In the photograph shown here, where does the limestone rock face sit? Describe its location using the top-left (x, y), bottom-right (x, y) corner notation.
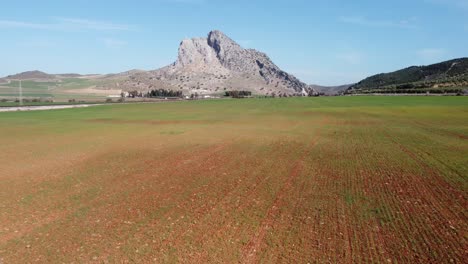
top-left (122, 30), bottom-right (313, 96)
top-left (176, 38), bottom-right (218, 67)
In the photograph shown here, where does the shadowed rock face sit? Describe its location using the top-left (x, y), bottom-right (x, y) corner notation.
top-left (206, 31), bottom-right (296, 83)
top-left (122, 30), bottom-right (313, 96)
top-left (207, 30), bottom-right (247, 72)
top-left (176, 30), bottom-right (310, 94)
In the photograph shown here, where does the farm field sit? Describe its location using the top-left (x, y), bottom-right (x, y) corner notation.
top-left (0, 78), bottom-right (121, 101)
top-left (0, 96), bottom-right (467, 263)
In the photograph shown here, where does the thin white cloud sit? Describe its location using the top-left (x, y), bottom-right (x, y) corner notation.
top-left (339, 16), bottom-right (418, 29)
top-left (417, 48), bottom-right (447, 61)
top-left (56, 18), bottom-right (132, 31)
top-left (0, 20), bottom-right (54, 30)
top-left (0, 17), bottom-right (134, 31)
top-left (102, 38), bottom-right (128, 48)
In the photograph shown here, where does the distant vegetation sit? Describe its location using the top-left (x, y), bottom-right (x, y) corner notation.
top-left (147, 89), bottom-right (183, 98)
top-left (347, 58), bottom-right (468, 94)
top-left (224, 91), bottom-right (252, 98)
top-left (122, 89), bottom-right (184, 98)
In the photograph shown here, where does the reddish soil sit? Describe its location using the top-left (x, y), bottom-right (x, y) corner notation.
top-left (0, 104), bottom-right (466, 263)
top-left (242, 132), bottom-right (321, 263)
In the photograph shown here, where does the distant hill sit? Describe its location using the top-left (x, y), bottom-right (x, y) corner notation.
top-left (3, 70), bottom-right (82, 80)
top-left (5, 70), bottom-right (55, 80)
top-left (56, 73), bottom-right (82, 78)
top-left (346, 58), bottom-right (468, 94)
top-left (310, 84), bottom-right (352, 95)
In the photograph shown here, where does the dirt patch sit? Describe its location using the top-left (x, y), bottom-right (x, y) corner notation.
top-left (64, 87), bottom-right (122, 96)
top-left (87, 118), bottom-right (214, 125)
top-left (0, 104), bottom-right (101, 112)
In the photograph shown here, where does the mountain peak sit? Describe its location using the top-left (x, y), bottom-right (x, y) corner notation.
top-left (207, 30), bottom-right (241, 54)
top-left (208, 29), bottom-right (226, 37)
top-left (148, 30), bottom-right (312, 95)
top-left (207, 30), bottom-right (233, 44)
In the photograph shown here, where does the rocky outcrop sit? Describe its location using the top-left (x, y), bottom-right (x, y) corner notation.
top-left (123, 30), bottom-right (313, 96)
top-left (206, 30), bottom-right (308, 93)
top-left (175, 38), bottom-right (219, 67)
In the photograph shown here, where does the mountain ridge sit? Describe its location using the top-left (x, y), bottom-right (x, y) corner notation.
top-left (347, 58), bottom-right (468, 94)
top-left (4, 32), bottom-right (466, 96)
top-left (3, 70), bottom-right (85, 80)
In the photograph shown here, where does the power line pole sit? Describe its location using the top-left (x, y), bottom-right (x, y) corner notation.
top-left (19, 79), bottom-right (23, 106)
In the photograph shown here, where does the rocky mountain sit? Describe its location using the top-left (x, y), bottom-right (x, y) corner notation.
top-left (2, 31), bottom-right (318, 96)
top-left (347, 58), bottom-right (468, 94)
top-left (117, 30), bottom-right (313, 96)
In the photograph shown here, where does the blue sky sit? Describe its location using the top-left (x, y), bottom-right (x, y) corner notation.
top-left (0, 0), bottom-right (467, 85)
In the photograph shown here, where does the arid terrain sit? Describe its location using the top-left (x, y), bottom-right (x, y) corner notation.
top-left (0, 97), bottom-right (466, 263)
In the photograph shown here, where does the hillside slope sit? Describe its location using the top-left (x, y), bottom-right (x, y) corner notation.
top-left (4, 70), bottom-right (56, 80)
top-left (310, 84), bottom-right (352, 95)
top-left (347, 58), bottom-right (468, 94)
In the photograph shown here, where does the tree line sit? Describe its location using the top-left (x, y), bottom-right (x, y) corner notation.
top-left (123, 89), bottom-right (184, 98)
top-left (147, 89), bottom-right (183, 98)
top-left (224, 91), bottom-right (252, 98)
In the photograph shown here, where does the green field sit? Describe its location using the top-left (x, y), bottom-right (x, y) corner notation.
top-left (0, 97), bottom-right (466, 263)
top-left (0, 78), bottom-right (120, 101)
